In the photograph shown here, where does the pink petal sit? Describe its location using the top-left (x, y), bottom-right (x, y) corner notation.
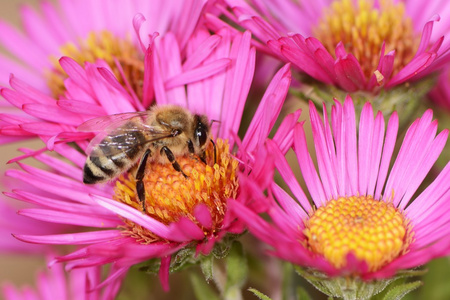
top-left (91, 195), bottom-right (172, 240)
top-left (13, 230), bottom-right (122, 245)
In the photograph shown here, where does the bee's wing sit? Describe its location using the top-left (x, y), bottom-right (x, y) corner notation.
top-left (78, 111), bottom-right (151, 133)
top-left (85, 121), bottom-right (174, 158)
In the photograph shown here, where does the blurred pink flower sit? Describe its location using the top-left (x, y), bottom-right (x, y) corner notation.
top-left (0, 0), bottom-right (205, 93)
top-left (0, 0), bottom-right (208, 145)
top-left (428, 66), bottom-right (450, 111)
top-left (208, 0), bottom-right (450, 92)
top-left (231, 95), bottom-right (450, 280)
top-left (2, 259), bottom-right (123, 300)
top-left (1, 27), bottom-right (295, 291)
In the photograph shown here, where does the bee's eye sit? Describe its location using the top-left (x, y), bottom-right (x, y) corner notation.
top-left (195, 125), bottom-right (208, 147)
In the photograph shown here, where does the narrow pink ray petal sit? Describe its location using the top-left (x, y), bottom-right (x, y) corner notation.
top-left (358, 103), bottom-right (375, 196)
top-left (334, 55), bottom-right (366, 91)
top-left (194, 204), bottom-right (213, 229)
top-left (91, 194), bottom-right (173, 240)
top-left (6, 189), bottom-right (111, 216)
top-left (183, 35), bottom-right (222, 70)
top-left (13, 230), bottom-right (122, 245)
top-left (272, 110), bottom-right (302, 154)
top-left (398, 130), bottom-right (448, 209)
top-left (97, 66), bottom-right (142, 111)
top-left (271, 184), bottom-right (308, 223)
top-left (229, 199), bottom-right (288, 245)
top-left (0, 54), bottom-right (43, 90)
top-left (59, 57), bottom-right (92, 95)
top-left (90, 265), bottom-right (129, 293)
top-left (18, 148), bottom-right (82, 181)
top-left (330, 102), bottom-right (346, 195)
top-left (272, 142), bottom-right (312, 213)
top-left (22, 103), bottom-right (87, 125)
top-left (220, 31), bottom-right (255, 140)
top-left (384, 111), bottom-right (436, 206)
top-left (5, 168), bottom-right (97, 204)
top-left (40, 0), bottom-right (71, 43)
top-left (18, 208), bottom-right (120, 228)
top-left (387, 52), bottom-right (436, 87)
top-left (374, 112), bottom-right (399, 199)
top-left (165, 58), bottom-right (231, 89)
top-left (57, 100), bottom-right (104, 116)
top-left (414, 15), bottom-right (440, 57)
top-left (343, 97), bottom-right (358, 195)
top-left (241, 63), bottom-right (290, 151)
top-left (159, 256), bottom-right (171, 291)
top-left (280, 35), bottom-right (334, 84)
top-left (85, 63), bottom-right (135, 115)
top-left (19, 122), bottom-right (70, 136)
top-left (407, 162), bottom-right (450, 221)
top-left (1, 125), bottom-right (34, 136)
top-left (9, 74), bottom-right (56, 104)
top-left (0, 20), bottom-right (48, 71)
top-left (142, 40), bottom-right (156, 108)
top-left (367, 112), bottom-right (385, 196)
top-left (7, 147), bottom-right (47, 164)
top-left (293, 123), bottom-right (327, 207)
top-left (166, 217), bottom-right (205, 242)
top-left (20, 5), bottom-right (60, 54)
top-left (309, 101), bottom-right (338, 200)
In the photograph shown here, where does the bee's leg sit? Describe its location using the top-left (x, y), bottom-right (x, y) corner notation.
top-left (161, 146), bottom-right (188, 178)
top-left (210, 139), bottom-right (217, 164)
top-left (188, 139), bottom-right (207, 164)
top-left (136, 149), bottom-right (151, 212)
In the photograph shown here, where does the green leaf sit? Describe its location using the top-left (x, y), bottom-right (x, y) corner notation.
top-left (190, 272), bottom-right (221, 300)
top-left (248, 288), bottom-right (273, 300)
top-left (382, 281), bottom-right (423, 300)
top-left (200, 255), bottom-right (214, 283)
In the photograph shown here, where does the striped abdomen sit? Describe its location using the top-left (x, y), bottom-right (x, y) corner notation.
top-left (83, 130), bottom-right (147, 184)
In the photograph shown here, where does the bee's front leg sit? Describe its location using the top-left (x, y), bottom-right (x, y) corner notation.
top-left (136, 149), bottom-right (151, 212)
top-left (161, 146), bottom-right (188, 178)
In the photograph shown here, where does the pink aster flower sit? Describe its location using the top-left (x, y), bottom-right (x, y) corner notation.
top-left (231, 95), bottom-right (450, 298)
top-left (208, 0), bottom-right (450, 92)
top-left (0, 0), bottom-right (208, 145)
top-left (0, 0), bottom-right (205, 94)
top-left (2, 259), bottom-right (123, 300)
top-left (1, 27), bottom-right (294, 291)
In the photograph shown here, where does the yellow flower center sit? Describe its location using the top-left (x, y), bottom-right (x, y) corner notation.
top-left (46, 31), bottom-right (144, 99)
top-left (313, 0), bottom-right (419, 80)
top-left (113, 138), bottom-right (240, 244)
top-left (304, 196), bottom-right (413, 272)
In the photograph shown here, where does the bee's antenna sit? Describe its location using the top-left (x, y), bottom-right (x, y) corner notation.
top-left (209, 119), bottom-right (221, 126)
top-left (210, 138), bottom-right (217, 164)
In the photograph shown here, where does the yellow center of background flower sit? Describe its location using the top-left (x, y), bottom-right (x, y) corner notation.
top-left (304, 195), bottom-right (413, 272)
top-left (46, 31), bottom-right (144, 99)
top-left (313, 0), bottom-right (420, 81)
top-left (114, 138), bottom-right (240, 244)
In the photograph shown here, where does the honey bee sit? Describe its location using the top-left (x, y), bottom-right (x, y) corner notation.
top-left (79, 104), bottom-right (213, 210)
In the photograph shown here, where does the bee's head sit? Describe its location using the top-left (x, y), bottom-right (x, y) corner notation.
top-left (192, 114), bottom-right (211, 151)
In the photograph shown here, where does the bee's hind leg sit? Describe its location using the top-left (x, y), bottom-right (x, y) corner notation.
top-left (136, 149), bottom-right (151, 212)
top-left (161, 146), bottom-right (188, 178)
